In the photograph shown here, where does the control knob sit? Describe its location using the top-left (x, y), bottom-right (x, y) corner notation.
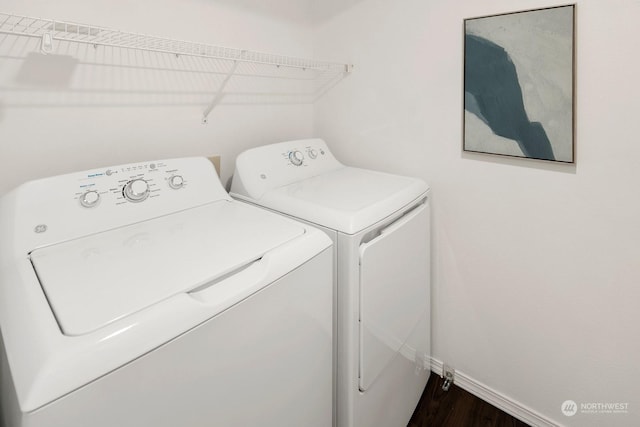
top-left (288, 150), bottom-right (304, 166)
top-left (123, 179), bottom-right (150, 203)
top-left (168, 175), bottom-right (184, 189)
top-left (80, 190), bottom-right (100, 208)
top-left (307, 149), bottom-right (318, 159)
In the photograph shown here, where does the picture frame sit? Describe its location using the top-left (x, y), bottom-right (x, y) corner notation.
top-left (463, 5), bottom-right (575, 163)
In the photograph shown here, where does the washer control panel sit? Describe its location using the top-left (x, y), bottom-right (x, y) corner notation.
top-left (13, 157), bottom-right (230, 252)
top-left (73, 160), bottom-right (196, 209)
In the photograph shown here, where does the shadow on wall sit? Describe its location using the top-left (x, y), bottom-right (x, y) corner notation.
top-left (464, 34), bottom-right (555, 161)
top-left (0, 35), bottom-right (346, 112)
top-left (15, 52), bottom-right (78, 87)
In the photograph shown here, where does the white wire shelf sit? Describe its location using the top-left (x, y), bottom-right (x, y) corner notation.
top-left (0, 12), bottom-right (352, 120)
top-left (0, 12), bottom-right (349, 72)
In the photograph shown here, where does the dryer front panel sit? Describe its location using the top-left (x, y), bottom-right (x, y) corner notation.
top-left (358, 203), bottom-right (430, 391)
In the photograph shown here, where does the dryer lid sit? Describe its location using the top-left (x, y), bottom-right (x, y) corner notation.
top-left (30, 200), bottom-right (304, 336)
top-left (256, 167), bottom-right (428, 234)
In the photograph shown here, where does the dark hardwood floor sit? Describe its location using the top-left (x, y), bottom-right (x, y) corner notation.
top-left (408, 373), bottom-right (531, 427)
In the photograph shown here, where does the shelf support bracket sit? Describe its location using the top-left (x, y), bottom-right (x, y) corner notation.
top-left (202, 50), bottom-right (246, 124)
top-left (40, 31), bottom-right (53, 55)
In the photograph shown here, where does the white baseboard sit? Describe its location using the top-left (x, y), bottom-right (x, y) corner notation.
top-left (430, 358), bottom-right (561, 427)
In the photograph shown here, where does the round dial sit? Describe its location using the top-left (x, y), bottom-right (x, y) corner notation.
top-left (123, 179), bottom-right (150, 203)
top-left (168, 175), bottom-right (184, 190)
top-left (288, 150), bottom-right (304, 166)
top-left (307, 149), bottom-right (318, 159)
top-left (80, 190), bottom-right (100, 208)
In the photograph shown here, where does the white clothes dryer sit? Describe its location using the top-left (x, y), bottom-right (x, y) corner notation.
top-left (231, 139), bottom-right (431, 427)
top-left (0, 157), bottom-right (333, 427)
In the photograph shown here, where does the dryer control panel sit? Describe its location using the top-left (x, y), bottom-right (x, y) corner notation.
top-left (283, 144), bottom-right (326, 168)
top-left (231, 138), bottom-right (344, 200)
top-left (5, 157), bottom-right (229, 253)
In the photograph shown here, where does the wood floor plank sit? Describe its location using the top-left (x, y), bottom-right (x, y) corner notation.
top-left (408, 372), bottom-right (531, 427)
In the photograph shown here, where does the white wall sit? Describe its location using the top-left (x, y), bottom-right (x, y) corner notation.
top-left (0, 0), bottom-right (316, 193)
top-left (314, 0), bottom-right (640, 426)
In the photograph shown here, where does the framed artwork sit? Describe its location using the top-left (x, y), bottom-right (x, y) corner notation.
top-left (463, 5), bottom-right (575, 163)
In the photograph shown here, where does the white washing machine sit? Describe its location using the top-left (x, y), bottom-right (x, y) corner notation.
top-left (231, 139), bottom-right (431, 427)
top-left (0, 157), bottom-right (333, 427)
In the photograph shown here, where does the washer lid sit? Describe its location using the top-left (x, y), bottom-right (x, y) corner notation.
top-left (254, 167), bottom-right (428, 234)
top-left (30, 200), bottom-right (304, 336)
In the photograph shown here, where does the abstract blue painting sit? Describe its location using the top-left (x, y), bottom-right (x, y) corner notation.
top-left (464, 5), bottom-right (575, 163)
